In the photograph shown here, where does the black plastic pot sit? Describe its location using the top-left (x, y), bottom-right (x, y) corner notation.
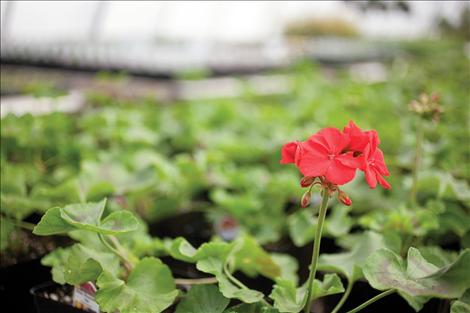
top-left (0, 257), bottom-right (52, 313)
top-left (30, 282), bottom-right (87, 313)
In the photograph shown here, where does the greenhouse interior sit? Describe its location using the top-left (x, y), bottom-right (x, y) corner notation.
top-left (1, 1), bottom-right (469, 313)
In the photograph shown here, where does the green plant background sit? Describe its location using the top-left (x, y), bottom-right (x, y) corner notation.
top-left (1, 39), bottom-right (469, 313)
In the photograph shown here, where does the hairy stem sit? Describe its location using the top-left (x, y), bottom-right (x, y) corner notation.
top-left (303, 189), bottom-right (330, 313)
top-left (1, 215), bottom-right (35, 231)
top-left (345, 289), bottom-right (395, 313)
top-left (99, 234), bottom-right (134, 273)
top-left (331, 280), bottom-right (353, 313)
top-left (175, 277), bottom-right (217, 285)
top-left (223, 260), bottom-right (272, 307)
top-left (410, 119), bottom-right (424, 205)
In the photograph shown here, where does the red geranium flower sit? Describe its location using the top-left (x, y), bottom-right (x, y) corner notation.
top-left (361, 131), bottom-right (391, 189)
top-left (280, 121), bottom-right (391, 190)
top-left (298, 128), bottom-right (360, 185)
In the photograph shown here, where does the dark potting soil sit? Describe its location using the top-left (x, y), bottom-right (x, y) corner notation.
top-left (149, 211), bottom-right (213, 247)
top-left (160, 256), bottom-right (206, 279)
top-left (325, 280), bottom-right (449, 313)
top-left (0, 227), bottom-right (62, 267)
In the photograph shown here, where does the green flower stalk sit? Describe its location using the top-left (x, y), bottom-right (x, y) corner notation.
top-left (303, 188), bottom-right (330, 313)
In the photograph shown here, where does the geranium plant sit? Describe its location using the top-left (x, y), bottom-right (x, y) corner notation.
top-left (30, 119), bottom-right (470, 313)
top-left (32, 198), bottom-right (301, 313)
top-left (279, 121), bottom-right (391, 313)
top-left (276, 120), bottom-right (469, 313)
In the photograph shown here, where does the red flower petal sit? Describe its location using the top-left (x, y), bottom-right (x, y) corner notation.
top-left (325, 160), bottom-right (357, 185)
top-left (365, 130), bottom-right (380, 154)
top-left (344, 121), bottom-right (369, 151)
top-left (280, 121), bottom-right (390, 190)
top-left (364, 166), bottom-right (378, 189)
top-left (280, 141), bottom-right (300, 164)
top-left (299, 148), bottom-right (331, 177)
top-left (312, 128), bottom-right (350, 154)
top-left (372, 148), bottom-right (390, 176)
top-left (336, 152), bottom-right (362, 169)
top-left (307, 133), bottom-right (330, 151)
top-left (377, 174), bottom-right (391, 189)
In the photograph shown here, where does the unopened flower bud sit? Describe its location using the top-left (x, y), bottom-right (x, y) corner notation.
top-left (301, 190), bottom-right (312, 208)
top-left (300, 176), bottom-right (316, 188)
top-left (337, 190), bottom-right (352, 206)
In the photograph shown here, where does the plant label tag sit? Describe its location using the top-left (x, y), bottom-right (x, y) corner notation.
top-left (73, 282), bottom-right (100, 313)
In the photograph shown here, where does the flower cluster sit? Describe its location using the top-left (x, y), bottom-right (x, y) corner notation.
top-left (409, 92), bottom-right (443, 122)
top-left (281, 121), bottom-right (390, 205)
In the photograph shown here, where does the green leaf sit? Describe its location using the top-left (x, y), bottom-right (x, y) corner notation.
top-left (65, 252), bottom-right (102, 285)
top-left (232, 235), bottom-right (281, 279)
top-left (1, 194), bottom-right (38, 220)
top-left (168, 238), bottom-right (268, 301)
top-left (359, 204), bottom-right (442, 237)
top-left (269, 279), bottom-right (304, 313)
top-left (96, 257), bottom-right (179, 313)
top-left (195, 242), bottom-right (233, 261)
top-left (192, 242), bottom-right (264, 303)
top-left (288, 207), bottom-right (352, 247)
top-left (175, 285), bottom-right (229, 313)
top-left (271, 253), bottom-right (299, 285)
top-left (167, 237), bottom-right (198, 262)
top-left (60, 199), bottom-right (107, 231)
top-left (68, 244), bottom-right (120, 282)
top-left (325, 205), bottom-right (353, 237)
top-left (35, 199), bottom-right (138, 236)
top-left (439, 205), bottom-right (470, 237)
top-left (418, 171), bottom-right (470, 205)
top-left (224, 303), bottom-right (280, 313)
top-left (318, 231), bottom-right (392, 282)
top-left (269, 274), bottom-right (344, 313)
top-left (210, 189), bottom-right (262, 217)
top-left (196, 256), bottom-right (264, 303)
top-left (419, 246), bottom-right (458, 267)
top-left (41, 247), bottom-right (69, 284)
top-left (99, 211), bottom-right (139, 234)
top-left (364, 248), bottom-right (470, 310)
top-left (462, 231), bottom-right (470, 249)
top-left (287, 210), bottom-right (316, 247)
top-left (42, 244), bottom-right (120, 286)
top-left (311, 273), bottom-right (345, 300)
top-left (451, 290), bottom-right (470, 313)
top-left (33, 207), bottom-right (75, 235)
top-left (0, 217), bottom-right (15, 251)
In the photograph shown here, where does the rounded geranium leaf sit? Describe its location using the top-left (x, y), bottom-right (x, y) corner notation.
top-left (363, 248), bottom-right (470, 311)
top-left (96, 257), bottom-right (179, 313)
top-left (60, 199), bottom-right (107, 230)
top-left (33, 206), bottom-right (75, 235)
top-left (175, 285), bottom-right (229, 313)
top-left (99, 211), bottom-right (139, 234)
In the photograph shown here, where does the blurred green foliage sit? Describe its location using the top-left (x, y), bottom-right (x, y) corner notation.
top-left (1, 39), bottom-right (469, 254)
